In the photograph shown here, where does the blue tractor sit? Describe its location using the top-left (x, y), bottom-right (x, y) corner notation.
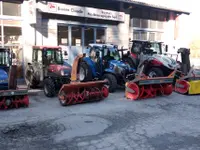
top-left (0, 48), bottom-right (29, 109)
top-left (71, 44), bottom-right (136, 92)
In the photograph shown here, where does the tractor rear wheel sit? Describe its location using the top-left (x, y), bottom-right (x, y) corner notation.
top-left (79, 62), bottom-right (92, 82)
top-left (103, 74), bottom-right (117, 93)
top-left (147, 67), bottom-right (164, 77)
top-left (43, 78), bottom-right (56, 97)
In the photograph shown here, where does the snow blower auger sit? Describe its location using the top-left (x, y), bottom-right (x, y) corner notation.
top-left (125, 65), bottom-right (175, 100)
top-left (0, 60), bottom-right (29, 110)
top-left (174, 48), bottom-right (200, 95)
top-left (58, 54), bottom-right (109, 106)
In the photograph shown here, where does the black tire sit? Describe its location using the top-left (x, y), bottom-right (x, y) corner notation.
top-left (79, 62), bottom-right (92, 82)
top-left (103, 74), bottom-right (117, 93)
top-left (123, 57), bottom-right (136, 68)
top-left (147, 67), bottom-right (164, 77)
top-left (43, 78), bottom-right (56, 97)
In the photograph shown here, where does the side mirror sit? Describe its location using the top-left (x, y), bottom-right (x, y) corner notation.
top-left (12, 53), bottom-right (16, 59)
top-left (165, 45), bottom-right (168, 52)
top-left (64, 51), bottom-right (68, 56)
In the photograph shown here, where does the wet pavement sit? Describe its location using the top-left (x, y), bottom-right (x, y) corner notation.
top-left (0, 90), bottom-right (200, 150)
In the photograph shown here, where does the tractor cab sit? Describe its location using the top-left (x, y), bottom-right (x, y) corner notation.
top-left (87, 43), bottom-right (121, 69)
top-left (130, 40), bottom-right (164, 56)
top-left (0, 48), bottom-right (16, 90)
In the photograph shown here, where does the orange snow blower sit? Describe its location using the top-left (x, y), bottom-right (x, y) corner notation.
top-left (58, 54), bottom-right (109, 106)
top-left (125, 64), bottom-right (175, 100)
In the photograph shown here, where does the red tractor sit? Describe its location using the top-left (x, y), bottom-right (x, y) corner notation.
top-left (25, 46), bottom-right (71, 97)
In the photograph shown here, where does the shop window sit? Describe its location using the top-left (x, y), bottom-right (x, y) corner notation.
top-left (3, 2), bottom-right (21, 16)
top-left (149, 32), bottom-right (156, 41)
top-left (156, 32), bottom-right (163, 41)
top-left (4, 25), bottom-right (22, 78)
top-left (84, 27), bottom-right (94, 46)
top-left (142, 9), bottom-right (149, 19)
top-left (58, 26), bottom-right (68, 46)
top-left (141, 19), bottom-right (148, 28)
top-left (96, 28), bottom-right (105, 43)
top-left (141, 32), bottom-right (148, 40)
top-left (150, 20), bottom-right (157, 29)
top-left (132, 18), bottom-right (140, 28)
top-left (72, 26), bottom-right (82, 46)
top-left (150, 10), bottom-right (157, 20)
top-left (133, 31), bottom-right (140, 40)
top-left (157, 21), bottom-right (164, 30)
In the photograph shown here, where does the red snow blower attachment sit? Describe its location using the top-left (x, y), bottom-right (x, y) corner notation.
top-left (0, 65), bottom-right (29, 110)
top-left (58, 54), bottom-right (109, 106)
top-left (58, 80), bottom-right (109, 106)
top-left (125, 64), bottom-right (175, 100)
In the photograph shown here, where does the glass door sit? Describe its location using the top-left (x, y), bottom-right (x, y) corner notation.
top-left (58, 24), bottom-right (106, 65)
top-left (70, 26), bottom-right (83, 65)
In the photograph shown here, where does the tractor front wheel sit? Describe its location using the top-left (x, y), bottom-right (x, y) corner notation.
top-left (79, 62), bottom-right (92, 82)
top-left (103, 74), bottom-right (117, 93)
top-left (147, 67), bottom-right (164, 78)
top-left (43, 78), bottom-right (56, 97)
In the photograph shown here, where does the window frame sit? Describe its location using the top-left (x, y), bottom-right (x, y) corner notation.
top-left (2, 1), bottom-right (21, 17)
top-left (57, 24), bottom-right (107, 48)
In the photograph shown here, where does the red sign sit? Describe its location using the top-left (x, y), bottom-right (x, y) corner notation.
top-left (48, 3), bottom-right (57, 12)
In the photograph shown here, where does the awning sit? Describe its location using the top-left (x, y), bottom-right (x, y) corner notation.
top-left (115, 0), bottom-right (190, 14)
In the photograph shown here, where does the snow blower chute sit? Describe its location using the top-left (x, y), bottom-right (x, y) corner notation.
top-left (125, 63), bottom-right (175, 100)
top-left (174, 48), bottom-right (200, 95)
top-left (0, 48), bottom-right (29, 110)
top-left (58, 54), bottom-right (109, 106)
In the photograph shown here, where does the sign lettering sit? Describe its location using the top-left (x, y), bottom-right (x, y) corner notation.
top-left (38, 1), bottom-right (125, 22)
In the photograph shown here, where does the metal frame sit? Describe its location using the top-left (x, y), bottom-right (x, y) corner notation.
top-left (57, 23), bottom-right (107, 52)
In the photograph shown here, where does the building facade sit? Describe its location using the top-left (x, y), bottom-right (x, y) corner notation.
top-left (0, 1), bottom-right (23, 78)
top-left (2, 0), bottom-right (189, 79)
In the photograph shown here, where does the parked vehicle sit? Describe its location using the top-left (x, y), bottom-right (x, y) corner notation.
top-left (174, 48), bottom-right (200, 95)
top-left (25, 46), bottom-right (71, 97)
top-left (0, 48), bottom-right (29, 109)
top-left (71, 43), bottom-right (136, 92)
top-left (121, 40), bottom-right (179, 77)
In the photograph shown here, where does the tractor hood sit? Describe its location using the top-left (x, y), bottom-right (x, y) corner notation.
top-left (109, 60), bottom-right (136, 72)
top-left (0, 69), bottom-right (8, 83)
top-left (48, 64), bottom-right (71, 76)
top-left (152, 54), bottom-right (179, 70)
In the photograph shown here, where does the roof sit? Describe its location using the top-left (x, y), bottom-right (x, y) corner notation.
top-left (116, 0), bottom-right (190, 14)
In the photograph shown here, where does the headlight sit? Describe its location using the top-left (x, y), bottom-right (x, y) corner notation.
top-left (110, 64), bottom-right (114, 70)
top-left (0, 79), bottom-right (8, 83)
top-left (60, 70), bottom-right (64, 76)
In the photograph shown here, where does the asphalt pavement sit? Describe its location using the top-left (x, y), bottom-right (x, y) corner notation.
top-left (0, 90), bottom-right (200, 150)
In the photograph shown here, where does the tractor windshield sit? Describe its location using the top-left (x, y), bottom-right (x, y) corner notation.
top-left (45, 49), bottom-right (63, 65)
top-left (104, 47), bottom-right (120, 61)
top-left (150, 43), bottom-right (162, 54)
top-left (0, 51), bottom-right (10, 66)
